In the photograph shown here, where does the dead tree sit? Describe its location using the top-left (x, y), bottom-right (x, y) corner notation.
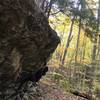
top-left (70, 90), bottom-right (93, 100)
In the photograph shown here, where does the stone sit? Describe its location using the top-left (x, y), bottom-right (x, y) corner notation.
top-left (0, 0), bottom-right (60, 99)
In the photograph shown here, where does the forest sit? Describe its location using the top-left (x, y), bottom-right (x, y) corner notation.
top-left (39, 0), bottom-right (100, 100)
top-left (0, 0), bottom-right (100, 100)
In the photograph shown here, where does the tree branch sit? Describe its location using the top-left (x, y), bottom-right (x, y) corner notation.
top-left (70, 90), bottom-right (92, 100)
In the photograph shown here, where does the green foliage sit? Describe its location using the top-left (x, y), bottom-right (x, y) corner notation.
top-left (52, 0), bottom-right (97, 40)
top-left (48, 0), bottom-right (100, 99)
top-left (59, 79), bottom-right (71, 91)
top-left (55, 0), bottom-right (71, 9)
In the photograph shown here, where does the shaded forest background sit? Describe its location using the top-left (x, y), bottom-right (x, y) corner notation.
top-left (36, 0), bottom-right (100, 100)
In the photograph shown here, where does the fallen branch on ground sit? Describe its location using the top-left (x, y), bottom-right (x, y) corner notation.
top-left (70, 90), bottom-right (92, 100)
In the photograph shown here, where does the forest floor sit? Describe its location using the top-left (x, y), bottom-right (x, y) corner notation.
top-left (35, 77), bottom-right (86, 100)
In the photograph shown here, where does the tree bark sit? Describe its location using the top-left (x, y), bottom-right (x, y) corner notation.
top-left (61, 16), bottom-right (75, 65)
top-left (75, 18), bottom-right (81, 63)
top-left (70, 90), bottom-right (93, 100)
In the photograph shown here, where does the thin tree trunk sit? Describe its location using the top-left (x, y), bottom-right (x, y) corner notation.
top-left (61, 16), bottom-right (75, 65)
top-left (47, 0), bottom-right (53, 18)
top-left (59, 24), bottom-right (66, 62)
top-left (97, 35), bottom-right (100, 58)
top-left (82, 35), bottom-right (87, 60)
top-left (97, 1), bottom-right (100, 60)
top-left (75, 18), bottom-right (81, 63)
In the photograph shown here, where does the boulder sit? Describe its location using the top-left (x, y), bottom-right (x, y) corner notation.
top-left (0, 0), bottom-right (60, 99)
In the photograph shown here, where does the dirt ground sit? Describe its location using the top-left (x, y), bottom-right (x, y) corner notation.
top-left (35, 78), bottom-right (86, 100)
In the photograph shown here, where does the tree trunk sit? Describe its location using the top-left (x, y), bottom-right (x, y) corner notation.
top-left (61, 16), bottom-right (75, 65)
top-left (75, 18), bottom-right (81, 63)
top-left (0, 0), bottom-right (60, 99)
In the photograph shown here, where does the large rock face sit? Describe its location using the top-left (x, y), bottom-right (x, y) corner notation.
top-left (0, 0), bottom-right (60, 99)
